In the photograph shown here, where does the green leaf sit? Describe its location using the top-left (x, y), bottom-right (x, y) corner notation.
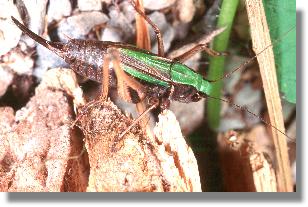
top-left (263, 0), bottom-right (296, 103)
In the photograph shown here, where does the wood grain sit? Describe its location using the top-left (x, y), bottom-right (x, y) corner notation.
top-left (245, 0), bottom-right (293, 192)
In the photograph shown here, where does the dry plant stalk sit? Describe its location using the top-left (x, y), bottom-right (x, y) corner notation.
top-left (135, 0), bottom-right (151, 51)
top-left (245, 0), bottom-right (293, 192)
top-left (134, 0), bottom-right (153, 135)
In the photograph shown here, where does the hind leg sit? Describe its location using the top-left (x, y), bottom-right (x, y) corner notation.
top-left (129, 0), bottom-right (165, 57)
top-left (174, 44), bottom-right (228, 63)
top-left (70, 54), bottom-right (112, 128)
top-left (108, 48), bottom-right (146, 102)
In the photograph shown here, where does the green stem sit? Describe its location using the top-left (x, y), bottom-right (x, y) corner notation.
top-left (207, 0), bottom-right (239, 130)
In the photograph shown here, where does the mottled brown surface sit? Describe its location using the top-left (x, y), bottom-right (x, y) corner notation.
top-left (0, 68), bottom-right (201, 192)
top-left (0, 69), bottom-right (88, 192)
top-left (218, 126), bottom-right (277, 192)
top-left (77, 100), bottom-right (201, 192)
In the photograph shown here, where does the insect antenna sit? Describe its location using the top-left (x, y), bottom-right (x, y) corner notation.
top-left (205, 94), bottom-right (294, 143)
top-left (207, 26), bottom-right (296, 83)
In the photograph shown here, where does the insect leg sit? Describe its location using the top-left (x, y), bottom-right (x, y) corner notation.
top-left (174, 44), bottom-right (228, 63)
top-left (129, 0), bottom-right (165, 57)
top-left (70, 99), bottom-right (99, 128)
top-left (112, 98), bottom-right (159, 152)
top-left (71, 54), bottom-right (113, 128)
top-left (108, 48), bottom-right (146, 102)
top-left (100, 54), bottom-right (111, 100)
top-left (159, 85), bottom-right (174, 109)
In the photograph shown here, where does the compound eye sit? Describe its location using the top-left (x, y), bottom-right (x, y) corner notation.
top-left (191, 93), bottom-right (201, 102)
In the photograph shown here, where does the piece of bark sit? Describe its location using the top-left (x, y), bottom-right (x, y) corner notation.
top-left (218, 132), bottom-right (256, 192)
top-left (1, 67), bottom-right (201, 192)
top-left (250, 151), bottom-right (277, 192)
top-left (154, 110), bottom-right (202, 192)
top-left (0, 107), bottom-right (15, 191)
top-left (218, 126), bottom-right (277, 192)
top-left (77, 102), bottom-right (201, 192)
top-left (0, 68), bottom-right (88, 192)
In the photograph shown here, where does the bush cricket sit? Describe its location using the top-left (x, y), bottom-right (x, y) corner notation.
top-left (10, 0), bottom-right (293, 149)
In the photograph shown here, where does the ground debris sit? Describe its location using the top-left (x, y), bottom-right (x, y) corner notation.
top-left (154, 110), bottom-right (202, 192)
top-left (170, 99), bottom-right (205, 136)
top-left (47, 0), bottom-right (72, 23)
top-left (143, 0), bottom-right (176, 10)
top-left (0, 67), bottom-right (14, 97)
top-left (58, 11), bottom-right (109, 41)
top-left (217, 125), bottom-right (277, 192)
top-left (77, 101), bottom-right (201, 192)
top-left (78, 0), bottom-right (102, 12)
top-left (0, 1), bottom-right (22, 56)
top-left (21, 0), bottom-right (48, 47)
top-left (101, 4), bottom-right (135, 43)
top-left (0, 68), bottom-right (88, 192)
top-left (175, 0), bottom-right (196, 23)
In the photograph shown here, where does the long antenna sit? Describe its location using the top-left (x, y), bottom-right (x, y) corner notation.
top-left (208, 25), bottom-right (296, 82)
top-left (206, 94), bottom-right (295, 143)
